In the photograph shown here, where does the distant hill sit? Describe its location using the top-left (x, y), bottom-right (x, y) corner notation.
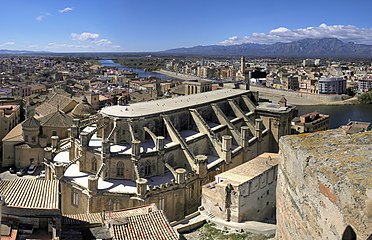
top-left (0, 49), bottom-right (51, 54)
top-left (161, 38), bottom-right (372, 58)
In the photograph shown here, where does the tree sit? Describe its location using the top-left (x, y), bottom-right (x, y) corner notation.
top-left (358, 91), bottom-right (372, 104)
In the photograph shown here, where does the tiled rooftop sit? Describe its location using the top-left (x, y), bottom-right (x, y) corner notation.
top-left (62, 204), bottom-right (158, 225)
top-left (0, 178), bottom-right (59, 210)
top-left (111, 210), bottom-right (178, 240)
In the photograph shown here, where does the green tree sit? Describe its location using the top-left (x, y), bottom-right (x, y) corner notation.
top-left (358, 91), bottom-right (372, 104)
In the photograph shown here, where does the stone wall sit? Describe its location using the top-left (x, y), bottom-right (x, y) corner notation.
top-left (276, 129), bottom-right (372, 240)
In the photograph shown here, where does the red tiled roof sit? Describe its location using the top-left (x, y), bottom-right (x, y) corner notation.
top-left (62, 204), bottom-right (158, 225)
top-left (111, 210), bottom-right (179, 240)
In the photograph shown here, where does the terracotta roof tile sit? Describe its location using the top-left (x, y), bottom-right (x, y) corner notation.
top-left (62, 204), bottom-right (158, 225)
top-left (0, 179), bottom-right (59, 210)
top-left (111, 210), bottom-right (179, 240)
top-left (39, 110), bottom-right (73, 128)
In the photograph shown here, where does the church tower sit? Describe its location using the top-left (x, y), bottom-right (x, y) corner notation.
top-left (240, 56), bottom-right (245, 74)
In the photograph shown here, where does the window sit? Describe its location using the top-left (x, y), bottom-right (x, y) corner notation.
top-left (144, 161), bottom-right (151, 176)
top-left (113, 199), bottom-right (120, 211)
top-left (91, 158), bottom-right (97, 172)
top-left (342, 225), bottom-right (356, 240)
top-left (117, 161), bottom-right (124, 177)
top-left (51, 130), bottom-right (57, 136)
top-left (158, 196), bottom-right (165, 210)
top-left (72, 190), bottom-right (79, 206)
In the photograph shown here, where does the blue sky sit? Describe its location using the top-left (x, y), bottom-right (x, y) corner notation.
top-left (0, 0), bottom-right (371, 52)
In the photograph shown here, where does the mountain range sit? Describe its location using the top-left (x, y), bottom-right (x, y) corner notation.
top-left (161, 38), bottom-right (372, 58)
top-left (0, 49), bottom-right (50, 54)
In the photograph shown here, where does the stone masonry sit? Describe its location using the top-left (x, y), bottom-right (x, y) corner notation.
top-left (276, 129), bottom-right (372, 239)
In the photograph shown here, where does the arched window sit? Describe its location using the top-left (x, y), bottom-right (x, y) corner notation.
top-left (91, 158), bottom-right (97, 172)
top-left (144, 161), bottom-right (151, 176)
top-left (342, 225), bottom-right (356, 240)
top-left (117, 161), bottom-right (124, 177)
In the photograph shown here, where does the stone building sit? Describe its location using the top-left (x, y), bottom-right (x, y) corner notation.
top-left (44, 88), bottom-right (296, 222)
top-left (202, 152), bottom-right (278, 223)
top-left (276, 129), bottom-right (372, 239)
top-left (183, 80), bottom-right (212, 95)
top-left (0, 104), bottom-right (21, 142)
top-left (291, 112), bottom-right (330, 134)
top-left (2, 109), bottom-right (73, 168)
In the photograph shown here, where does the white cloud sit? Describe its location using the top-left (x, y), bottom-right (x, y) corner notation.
top-left (220, 24), bottom-right (372, 45)
top-left (219, 36), bottom-right (239, 45)
top-left (70, 32), bottom-right (121, 49)
top-left (71, 32), bottom-right (100, 42)
top-left (36, 12), bottom-right (50, 22)
top-left (58, 7), bottom-right (73, 13)
top-left (0, 42), bottom-right (15, 47)
top-left (36, 15), bottom-right (44, 21)
top-left (94, 39), bottom-right (112, 46)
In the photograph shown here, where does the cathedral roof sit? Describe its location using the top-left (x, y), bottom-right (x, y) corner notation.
top-left (40, 109), bottom-right (73, 128)
top-left (22, 116), bottom-right (41, 128)
top-left (71, 96), bottom-right (96, 119)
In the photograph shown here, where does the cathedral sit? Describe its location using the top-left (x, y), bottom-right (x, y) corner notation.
top-left (44, 88), bottom-right (296, 221)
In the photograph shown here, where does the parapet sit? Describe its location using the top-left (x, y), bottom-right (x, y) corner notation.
top-left (276, 129), bottom-right (372, 239)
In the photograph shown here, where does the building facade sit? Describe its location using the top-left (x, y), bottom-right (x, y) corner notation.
top-left (318, 77), bottom-right (346, 94)
top-left (44, 89), bottom-right (296, 222)
top-left (357, 78), bottom-right (372, 92)
top-left (201, 153), bottom-right (278, 223)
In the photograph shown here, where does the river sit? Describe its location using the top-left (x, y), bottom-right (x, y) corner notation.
top-left (296, 104), bottom-right (372, 129)
top-left (99, 59), bottom-right (172, 80)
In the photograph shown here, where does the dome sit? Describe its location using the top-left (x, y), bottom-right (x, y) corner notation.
top-left (71, 96), bottom-right (96, 119)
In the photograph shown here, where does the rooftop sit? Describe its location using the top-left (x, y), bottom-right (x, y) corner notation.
top-left (100, 89), bottom-right (249, 118)
top-left (64, 164), bottom-right (137, 194)
top-left (63, 204), bottom-right (158, 225)
top-left (216, 152), bottom-right (278, 185)
top-left (111, 210), bottom-right (178, 240)
top-left (0, 178), bottom-right (59, 210)
top-left (256, 102), bottom-right (293, 113)
top-left (2, 123), bottom-right (23, 142)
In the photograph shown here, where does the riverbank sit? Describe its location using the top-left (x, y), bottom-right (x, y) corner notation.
top-left (155, 69), bottom-right (202, 81)
top-left (253, 87), bottom-right (359, 106)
